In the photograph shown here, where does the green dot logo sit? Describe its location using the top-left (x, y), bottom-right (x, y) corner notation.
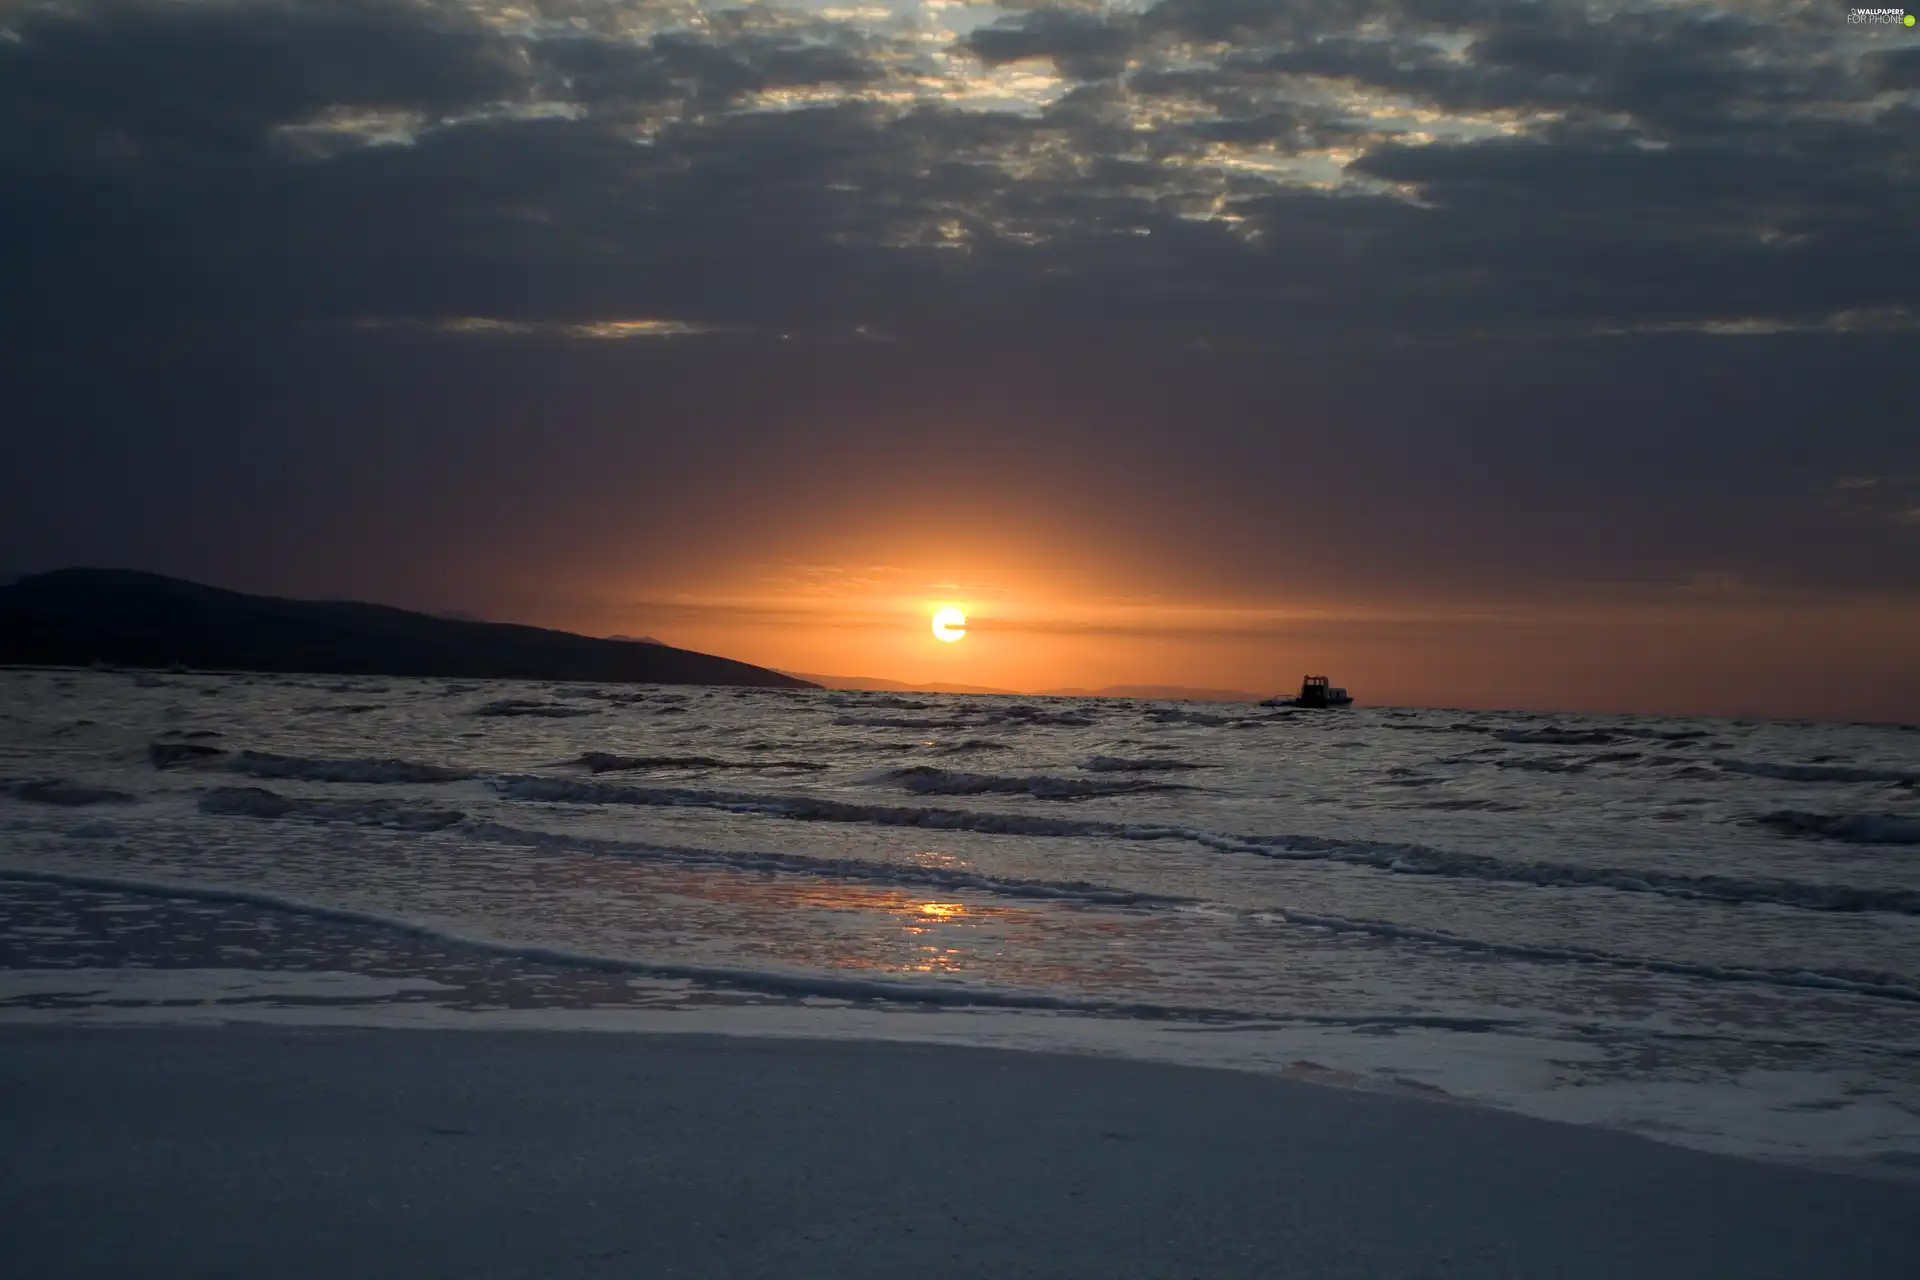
top-left (1909, 13), bottom-right (1917, 25)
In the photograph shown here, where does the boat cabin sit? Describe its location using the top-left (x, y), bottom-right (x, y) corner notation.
top-left (1293, 675), bottom-right (1353, 708)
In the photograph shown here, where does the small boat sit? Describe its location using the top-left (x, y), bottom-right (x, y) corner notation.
top-left (1260, 675), bottom-right (1353, 709)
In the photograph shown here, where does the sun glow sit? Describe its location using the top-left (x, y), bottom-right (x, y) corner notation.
top-left (931, 607), bottom-right (967, 642)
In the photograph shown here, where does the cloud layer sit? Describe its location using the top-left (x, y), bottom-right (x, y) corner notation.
top-left (6, 0), bottom-right (1915, 342)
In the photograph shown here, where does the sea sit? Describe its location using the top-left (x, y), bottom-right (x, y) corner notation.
top-left (3, 668), bottom-right (1918, 1175)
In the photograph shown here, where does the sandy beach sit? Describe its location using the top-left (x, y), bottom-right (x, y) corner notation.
top-left (4, 1026), bottom-right (1917, 1279)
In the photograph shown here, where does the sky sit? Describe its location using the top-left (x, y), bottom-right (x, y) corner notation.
top-left (2, 0), bottom-right (1917, 719)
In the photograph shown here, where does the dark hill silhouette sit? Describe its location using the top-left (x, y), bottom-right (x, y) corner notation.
top-left (0, 569), bottom-right (814, 690)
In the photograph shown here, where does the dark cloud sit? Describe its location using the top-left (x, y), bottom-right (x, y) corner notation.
top-left (964, 9), bottom-right (1140, 81)
top-left (1, 0), bottom-right (517, 151)
top-left (533, 29), bottom-right (882, 111)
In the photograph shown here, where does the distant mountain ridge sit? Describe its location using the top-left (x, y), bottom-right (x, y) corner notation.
top-left (0, 569), bottom-right (814, 690)
top-left (1038, 684), bottom-right (1266, 703)
top-left (784, 672), bottom-right (1020, 696)
top-left (788, 672), bottom-right (1266, 702)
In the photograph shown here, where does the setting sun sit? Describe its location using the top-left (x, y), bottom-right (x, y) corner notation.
top-left (931, 607), bottom-right (966, 642)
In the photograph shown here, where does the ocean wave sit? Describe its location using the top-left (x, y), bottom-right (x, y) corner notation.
top-left (833, 715), bottom-right (956, 730)
top-left (1758, 811), bottom-right (1920, 845)
top-left (9, 855), bottom-right (1916, 1014)
top-left (1719, 759), bottom-right (1920, 785)
top-left (1494, 757), bottom-right (1590, 774)
top-left (1253, 832), bottom-right (1920, 912)
top-left (984, 706), bottom-right (1098, 727)
top-left (1231, 905), bottom-right (1920, 1006)
top-left (149, 742), bottom-right (226, 769)
top-left (437, 823), bottom-right (1920, 1007)
top-left (198, 785), bottom-right (465, 831)
top-left (570, 752), bottom-right (828, 774)
top-left (1146, 709), bottom-right (1239, 727)
top-left (460, 820), bottom-right (1183, 907)
top-left (825, 694), bottom-right (932, 710)
top-left (0, 867), bottom-right (1507, 1028)
top-left (932, 739), bottom-right (1011, 755)
top-left (0, 779), bottom-right (136, 807)
top-left (484, 776), bottom-right (1920, 915)
top-left (228, 751), bottom-right (472, 784)
top-left (490, 774), bottom-right (1191, 839)
top-left (471, 700), bottom-right (598, 719)
top-left (1384, 723), bottom-right (1493, 735)
top-left (1495, 728), bottom-right (1620, 746)
top-left (887, 767), bottom-right (1189, 800)
top-left (1082, 756), bottom-right (1203, 773)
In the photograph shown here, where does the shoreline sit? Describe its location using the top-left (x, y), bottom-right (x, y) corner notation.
top-left (5, 865), bottom-right (1919, 1181)
top-left (4, 1025), bottom-right (1919, 1278)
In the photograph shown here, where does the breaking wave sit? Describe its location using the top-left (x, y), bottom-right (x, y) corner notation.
top-left (483, 776), bottom-right (1920, 914)
top-left (1758, 811), bottom-right (1920, 845)
top-left (440, 824), bottom-right (1920, 1005)
top-left (198, 785), bottom-right (465, 831)
top-left (227, 751), bottom-right (471, 784)
top-left (460, 820), bottom-right (1182, 907)
top-left (0, 867), bottom-right (1506, 1027)
top-left (1719, 759), bottom-right (1920, 785)
top-left (15, 838), bottom-right (1915, 1009)
top-left (148, 742), bottom-right (226, 769)
top-left (0, 779), bottom-right (136, 807)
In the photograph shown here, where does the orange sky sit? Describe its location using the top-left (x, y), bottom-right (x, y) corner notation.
top-left (532, 558), bottom-right (1920, 722)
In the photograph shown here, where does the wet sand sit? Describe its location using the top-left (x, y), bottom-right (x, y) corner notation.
top-left (3, 1026), bottom-right (1917, 1278)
